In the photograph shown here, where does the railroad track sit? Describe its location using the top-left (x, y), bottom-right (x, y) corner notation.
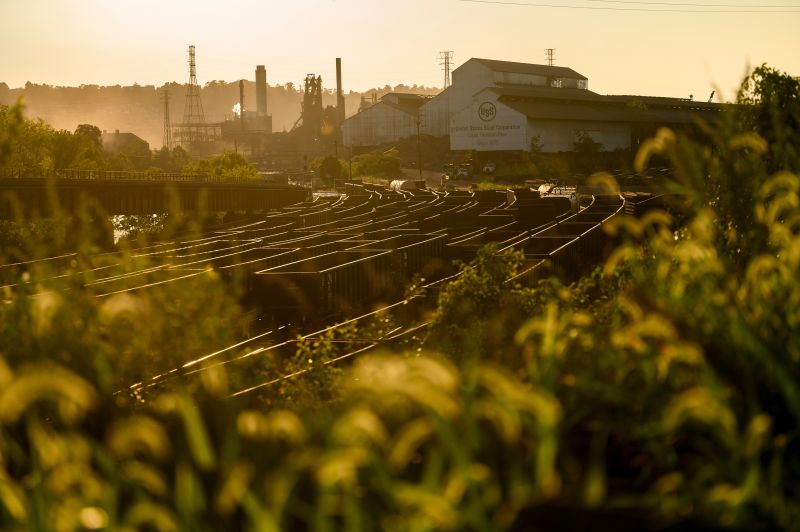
top-left (128, 187), bottom-right (640, 398)
top-left (4, 181), bottom-right (661, 397)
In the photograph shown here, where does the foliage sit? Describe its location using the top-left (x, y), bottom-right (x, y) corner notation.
top-left (0, 102), bottom-right (108, 174)
top-left (735, 64), bottom-right (800, 174)
top-left (427, 244), bottom-right (530, 365)
top-left (473, 180), bottom-right (510, 191)
top-left (0, 98), bottom-right (25, 165)
top-left (352, 148), bottom-right (402, 179)
top-left (0, 100), bottom-right (110, 175)
top-left (182, 151), bottom-right (260, 181)
top-left (311, 155), bottom-right (346, 185)
top-left (393, 133), bottom-right (452, 169)
top-left (152, 146), bottom-right (191, 173)
top-left (0, 101), bottom-right (253, 179)
top-left (573, 131), bottom-right (603, 154)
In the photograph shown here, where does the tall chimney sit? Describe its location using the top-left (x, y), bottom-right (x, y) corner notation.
top-left (336, 58), bottom-right (344, 125)
top-left (255, 65), bottom-right (267, 116)
top-left (239, 79), bottom-right (245, 131)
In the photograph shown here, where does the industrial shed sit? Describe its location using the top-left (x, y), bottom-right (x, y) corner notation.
top-left (450, 85), bottom-right (721, 152)
top-left (341, 56), bottom-right (721, 153)
top-left (342, 93), bottom-right (430, 148)
top-left (421, 58), bottom-right (590, 138)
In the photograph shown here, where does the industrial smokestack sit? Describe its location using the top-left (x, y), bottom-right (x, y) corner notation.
top-left (239, 79), bottom-right (245, 131)
top-left (336, 58), bottom-right (344, 125)
top-left (255, 65), bottom-right (267, 116)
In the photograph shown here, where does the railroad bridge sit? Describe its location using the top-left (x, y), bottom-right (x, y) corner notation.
top-left (0, 172), bottom-right (310, 219)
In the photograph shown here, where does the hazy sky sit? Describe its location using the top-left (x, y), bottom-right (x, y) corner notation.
top-left (1, 0), bottom-right (799, 100)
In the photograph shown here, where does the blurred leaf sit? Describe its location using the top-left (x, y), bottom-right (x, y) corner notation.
top-left (155, 394), bottom-right (215, 470)
top-left (107, 415), bottom-right (172, 462)
top-left (0, 364), bottom-right (96, 424)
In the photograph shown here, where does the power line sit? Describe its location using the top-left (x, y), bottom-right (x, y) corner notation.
top-left (585, 0), bottom-right (800, 6)
top-left (160, 88), bottom-right (173, 150)
top-left (459, 0), bottom-right (800, 12)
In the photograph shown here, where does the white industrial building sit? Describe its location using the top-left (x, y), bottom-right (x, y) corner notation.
top-left (420, 58), bottom-right (589, 138)
top-left (342, 57), bottom-right (720, 152)
top-left (450, 86), bottom-right (631, 152)
top-left (341, 93), bottom-right (429, 148)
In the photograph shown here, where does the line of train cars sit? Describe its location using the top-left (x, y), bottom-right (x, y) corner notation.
top-left (3, 182), bottom-right (645, 329)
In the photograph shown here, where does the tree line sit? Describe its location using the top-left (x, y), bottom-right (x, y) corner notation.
top-left (0, 81), bottom-right (441, 150)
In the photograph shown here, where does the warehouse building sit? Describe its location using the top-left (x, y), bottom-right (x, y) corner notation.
top-left (341, 93), bottom-right (430, 147)
top-left (449, 85), bottom-right (719, 152)
top-left (343, 57), bottom-right (721, 152)
top-left (420, 58), bottom-right (589, 137)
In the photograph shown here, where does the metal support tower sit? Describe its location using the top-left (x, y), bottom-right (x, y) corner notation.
top-left (302, 74), bottom-right (323, 137)
top-left (545, 48), bottom-right (556, 66)
top-left (180, 45), bottom-right (207, 146)
top-left (439, 51), bottom-right (454, 89)
top-left (160, 88), bottom-right (173, 150)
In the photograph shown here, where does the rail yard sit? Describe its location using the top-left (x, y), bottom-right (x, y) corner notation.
top-left (1, 181), bottom-right (659, 398)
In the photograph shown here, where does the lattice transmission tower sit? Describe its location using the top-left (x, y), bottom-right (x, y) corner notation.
top-left (160, 88), bottom-right (173, 150)
top-left (179, 45), bottom-right (207, 146)
top-left (545, 48), bottom-right (556, 66)
top-left (439, 51), bottom-right (454, 89)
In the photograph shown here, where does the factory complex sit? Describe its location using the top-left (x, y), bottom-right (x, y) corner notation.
top-left (161, 47), bottom-right (722, 165)
top-left (342, 57), bottom-right (722, 153)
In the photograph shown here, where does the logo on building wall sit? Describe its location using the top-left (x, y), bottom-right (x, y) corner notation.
top-left (478, 102), bottom-right (496, 122)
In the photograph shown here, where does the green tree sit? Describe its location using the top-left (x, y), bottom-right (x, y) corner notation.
top-left (736, 64), bottom-right (800, 173)
top-left (74, 123), bottom-right (102, 149)
top-left (352, 148), bottom-right (402, 178)
top-left (183, 151), bottom-right (259, 181)
top-left (573, 130), bottom-right (603, 154)
top-left (0, 98), bottom-right (25, 168)
top-left (313, 154), bottom-right (344, 185)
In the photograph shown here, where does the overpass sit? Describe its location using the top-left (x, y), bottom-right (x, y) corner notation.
top-left (0, 171), bottom-right (310, 219)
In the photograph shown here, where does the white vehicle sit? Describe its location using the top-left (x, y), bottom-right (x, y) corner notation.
top-left (390, 179), bottom-right (425, 192)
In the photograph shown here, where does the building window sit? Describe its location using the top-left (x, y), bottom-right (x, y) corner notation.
top-left (577, 79), bottom-right (588, 90)
top-left (550, 78), bottom-right (563, 88)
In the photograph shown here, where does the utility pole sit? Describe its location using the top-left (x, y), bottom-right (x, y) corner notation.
top-left (545, 48), bottom-right (556, 66)
top-left (416, 119), bottom-right (422, 181)
top-left (439, 51), bottom-right (454, 89)
top-left (160, 88), bottom-right (173, 150)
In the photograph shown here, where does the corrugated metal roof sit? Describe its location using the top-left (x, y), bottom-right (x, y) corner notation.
top-left (601, 94), bottom-right (720, 111)
top-left (485, 85), bottom-right (604, 101)
top-left (500, 99), bottom-right (718, 124)
top-left (485, 85), bottom-right (722, 112)
top-left (469, 58), bottom-right (588, 80)
top-left (379, 92), bottom-right (428, 102)
top-left (382, 100), bottom-right (425, 116)
top-left (341, 100), bottom-right (420, 125)
top-left (476, 85), bottom-right (723, 124)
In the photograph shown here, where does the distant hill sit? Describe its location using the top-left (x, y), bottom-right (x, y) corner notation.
top-left (0, 81), bottom-right (441, 149)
